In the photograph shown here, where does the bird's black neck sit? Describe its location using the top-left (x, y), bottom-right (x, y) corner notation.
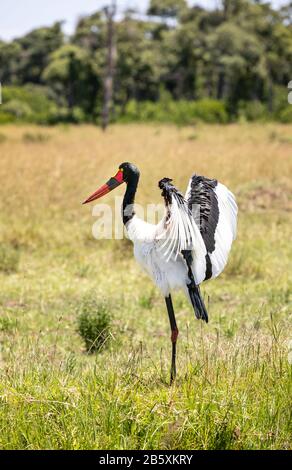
top-left (122, 175), bottom-right (139, 225)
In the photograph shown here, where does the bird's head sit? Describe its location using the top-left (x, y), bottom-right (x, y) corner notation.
top-left (82, 162), bottom-right (140, 204)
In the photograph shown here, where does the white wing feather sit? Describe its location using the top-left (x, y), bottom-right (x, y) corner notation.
top-left (209, 183), bottom-right (237, 278)
top-left (155, 193), bottom-right (207, 281)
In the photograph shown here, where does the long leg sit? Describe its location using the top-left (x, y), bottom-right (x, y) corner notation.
top-left (165, 295), bottom-right (179, 385)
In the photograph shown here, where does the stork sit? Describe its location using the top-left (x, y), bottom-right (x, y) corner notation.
top-left (83, 162), bottom-right (237, 384)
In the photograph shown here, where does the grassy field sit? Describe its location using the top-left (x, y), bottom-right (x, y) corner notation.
top-left (0, 123), bottom-right (291, 450)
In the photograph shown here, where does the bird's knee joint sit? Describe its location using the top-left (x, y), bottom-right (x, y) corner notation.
top-left (171, 328), bottom-right (179, 343)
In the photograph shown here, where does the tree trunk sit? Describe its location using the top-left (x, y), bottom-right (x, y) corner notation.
top-left (101, 1), bottom-right (117, 131)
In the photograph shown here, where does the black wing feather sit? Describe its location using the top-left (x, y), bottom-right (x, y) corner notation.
top-left (187, 175), bottom-right (219, 251)
top-left (187, 175), bottom-right (219, 280)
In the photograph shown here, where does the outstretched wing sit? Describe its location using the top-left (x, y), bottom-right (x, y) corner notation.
top-left (155, 178), bottom-right (207, 282)
top-left (185, 174), bottom-right (237, 282)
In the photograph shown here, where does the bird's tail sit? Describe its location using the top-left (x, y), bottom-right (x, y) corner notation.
top-left (187, 283), bottom-right (208, 323)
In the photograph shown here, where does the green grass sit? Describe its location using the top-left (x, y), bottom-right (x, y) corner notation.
top-left (0, 123), bottom-right (291, 449)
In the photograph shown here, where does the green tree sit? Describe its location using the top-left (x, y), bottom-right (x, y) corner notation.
top-left (73, 12), bottom-right (106, 52)
top-left (0, 41), bottom-right (22, 84)
top-left (16, 23), bottom-right (64, 84)
top-left (115, 16), bottom-right (162, 106)
top-left (148, 0), bottom-right (187, 18)
top-left (42, 44), bottom-right (101, 116)
top-left (0, 0), bottom-right (291, 124)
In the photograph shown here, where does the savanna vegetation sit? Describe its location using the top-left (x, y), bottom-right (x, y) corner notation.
top-left (0, 0), bottom-right (292, 125)
top-left (0, 123), bottom-right (291, 449)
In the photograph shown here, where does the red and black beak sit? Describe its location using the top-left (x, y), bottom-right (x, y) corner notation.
top-left (82, 169), bottom-right (124, 204)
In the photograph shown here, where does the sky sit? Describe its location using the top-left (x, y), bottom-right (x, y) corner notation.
top-left (0, 0), bottom-right (289, 41)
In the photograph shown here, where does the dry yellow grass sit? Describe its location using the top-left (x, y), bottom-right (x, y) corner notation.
top-left (1, 123), bottom-right (291, 207)
top-left (0, 123), bottom-right (291, 449)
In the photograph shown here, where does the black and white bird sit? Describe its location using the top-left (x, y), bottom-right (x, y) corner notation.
top-left (83, 162), bottom-right (237, 383)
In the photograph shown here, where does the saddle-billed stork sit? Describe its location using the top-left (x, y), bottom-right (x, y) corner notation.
top-left (83, 162), bottom-right (237, 384)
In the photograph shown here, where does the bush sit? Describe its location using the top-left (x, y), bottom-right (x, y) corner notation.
top-left (47, 106), bottom-right (86, 124)
top-left (1, 85), bottom-right (57, 124)
top-left (77, 295), bottom-right (111, 353)
top-left (0, 243), bottom-right (20, 274)
top-left (278, 106), bottom-right (292, 124)
top-left (120, 98), bottom-right (228, 125)
top-left (238, 100), bottom-right (269, 121)
top-left (2, 99), bottom-right (33, 119)
top-left (0, 112), bottom-right (15, 124)
top-left (273, 86), bottom-right (290, 115)
top-left (192, 99), bottom-right (229, 123)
